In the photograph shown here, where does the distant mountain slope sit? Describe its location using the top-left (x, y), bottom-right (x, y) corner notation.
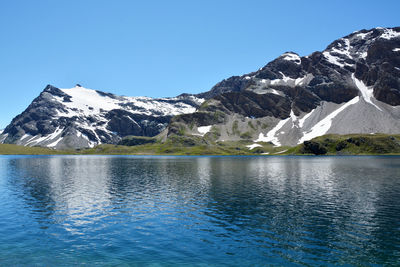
top-left (168, 27), bottom-right (400, 146)
top-left (0, 85), bottom-right (202, 149)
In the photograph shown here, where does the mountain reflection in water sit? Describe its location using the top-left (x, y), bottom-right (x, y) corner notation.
top-left (0, 155), bottom-right (399, 266)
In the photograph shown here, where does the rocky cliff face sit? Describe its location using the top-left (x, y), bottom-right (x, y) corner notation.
top-left (169, 27), bottom-right (400, 146)
top-left (0, 85), bottom-right (203, 149)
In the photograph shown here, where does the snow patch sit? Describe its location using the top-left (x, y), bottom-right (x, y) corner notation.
top-left (20, 134), bottom-right (31, 141)
top-left (197, 125), bottom-right (212, 136)
top-left (356, 32), bottom-right (370, 39)
top-left (360, 51), bottom-right (368, 59)
top-left (0, 133), bottom-right (7, 143)
top-left (25, 127), bottom-right (64, 147)
top-left (380, 29), bottom-right (400, 40)
top-left (331, 38), bottom-right (352, 58)
top-left (269, 89), bottom-right (281, 96)
top-left (251, 87), bottom-right (284, 96)
top-left (281, 53), bottom-right (301, 65)
top-left (60, 86), bottom-right (121, 115)
top-left (393, 48), bottom-right (400, 52)
top-left (274, 149), bottom-right (288, 154)
top-left (323, 52), bottom-right (345, 68)
top-left (270, 73), bottom-right (313, 88)
top-left (298, 109), bottom-right (315, 128)
top-left (255, 118), bottom-right (290, 146)
top-left (56, 86), bottom-right (201, 118)
top-left (290, 110), bottom-right (298, 128)
top-left (47, 137), bottom-right (63, 148)
top-left (352, 74), bottom-right (382, 111)
top-left (246, 143), bottom-right (262, 150)
top-left (298, 97), bottom-right (360, 144)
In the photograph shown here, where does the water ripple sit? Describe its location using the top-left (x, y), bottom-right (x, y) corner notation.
top-left (0, 156), bottom-right (399, 266)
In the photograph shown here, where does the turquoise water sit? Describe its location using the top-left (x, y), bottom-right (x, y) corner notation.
top-left (0, 155), bottom-right (399, 266)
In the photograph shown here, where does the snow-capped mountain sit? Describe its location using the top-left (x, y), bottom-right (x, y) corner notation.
top-left (0, 84), bottom-right (203, 149)
top-left (169, 27), bottom-right (400, 146)
top-left (2, 27), bottom-right (399, 150)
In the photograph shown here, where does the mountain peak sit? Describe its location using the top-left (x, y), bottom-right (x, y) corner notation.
top-left (2, 83), bottom-right (203, 149)
top-left (279, 52), bottom-right (301, 64)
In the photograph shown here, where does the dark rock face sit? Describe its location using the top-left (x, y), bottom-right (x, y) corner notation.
top-left (213, 91), bottom-right (292, 119)
top-left (198, 76), bottom-right (254, 99)
top-left (3, 86), bottom-right (68, 142)
top-left (105, 110), bottom-right (172, 137)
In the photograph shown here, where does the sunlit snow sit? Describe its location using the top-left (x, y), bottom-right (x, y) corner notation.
top-left (246, 144), bottom-right (262, 150)
top-left (351, 74), bottom-right (382, 111)
top-left (197, 125), bottom-right (212, 136)
top-left (281, 53), bottom-right (301, 65)
top-left (298, 97), bottom-right (360, 144)
top-left (255, 118), bottom-right (290, 146)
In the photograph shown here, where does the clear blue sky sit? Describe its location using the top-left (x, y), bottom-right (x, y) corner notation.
top-left (0, 0), bottom-right (399, 129)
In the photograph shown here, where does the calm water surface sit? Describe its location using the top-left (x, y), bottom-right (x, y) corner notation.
top-left (0, 155), bottom-right (399, 266)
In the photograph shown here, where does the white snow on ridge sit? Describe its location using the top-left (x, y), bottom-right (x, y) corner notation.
top-left (255, 117), bottom-right (290, 146)
top-left (356, 32), bottom-right (370, 39)
top-left (331, 38), bottom-right (352, 58)
top-left (281, 53), bottom-right (301, 65)
top-left (55, 86), bottom-right (201, 118)
top-left (393, 48), bottom-right (400, 52)
top-left (380, 28), bottom-right (400, 40)
top-left (60, 86), bottom-right (121, 115)
top-left (298, 97), bottom-right (360, 144)
top-left (322, 51), bottom-right (353, 68)
top-left (322, 52), bottom-right (345, 68)
top-left (270, 73), bottom-right (313, 88)
top-left (351, 74), bottom-right (382, 111)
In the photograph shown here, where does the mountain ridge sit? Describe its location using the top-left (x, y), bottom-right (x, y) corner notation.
top-left (0, 84), bottom-right (203, 149)
top-left (167, 26), bottom-right (400, 147)
top-left (1, 26), bottom-right (399, 149)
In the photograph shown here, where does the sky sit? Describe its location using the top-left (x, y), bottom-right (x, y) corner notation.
top-left (0, 0), bottom-right (399, 129)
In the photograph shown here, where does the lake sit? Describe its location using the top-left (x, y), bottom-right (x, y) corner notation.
top-left (0, 155), bottom-right (399, 266)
